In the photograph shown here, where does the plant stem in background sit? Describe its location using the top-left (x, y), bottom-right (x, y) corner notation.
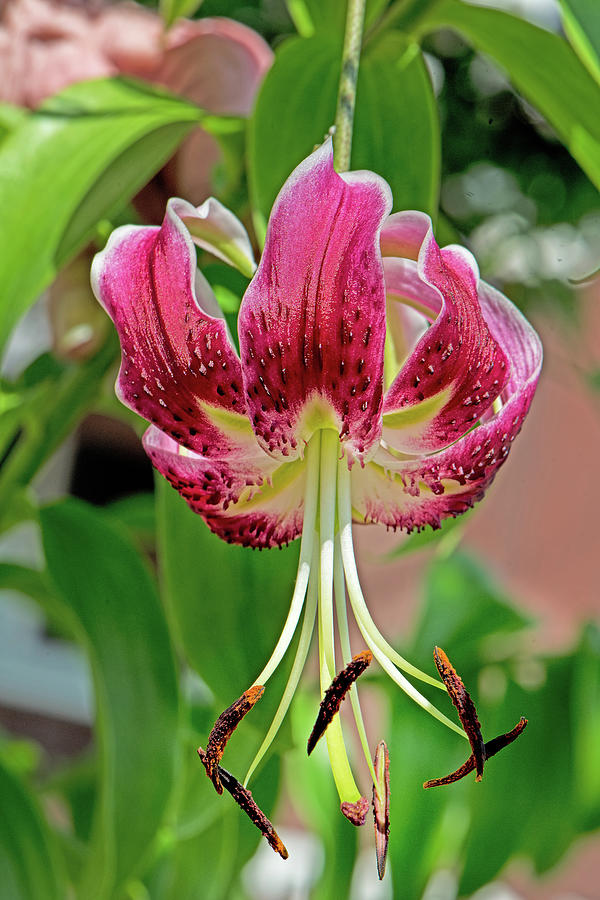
top-left (333, 0), bottom-right (367, 172)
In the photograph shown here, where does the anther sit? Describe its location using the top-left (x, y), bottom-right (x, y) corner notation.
top-left (203, 685), bottom-right (264, 793)
top-left (197, 747), bottom-right (288, 859)
top-left (307, 651), bottom-right (372, 755)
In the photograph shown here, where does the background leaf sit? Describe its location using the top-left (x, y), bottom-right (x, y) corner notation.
top-left (249, 32), bottom-right (439, 229)
top-left (40, 499), bottom-right (180, 899)
top-left (559, 0), bottom-right (600, 84)
top-left (0, 760), bottom-right (66, 900)
top-left (354, 35), bottom-right (440, 214)
top-left (419, 0), bottom-right (600, 191)
top-left (156, 477), bottom-right (299, 709)
top-left (159, 0), bottom-right (204, 29)
top-left (0, 78), bottom-right (203, 352)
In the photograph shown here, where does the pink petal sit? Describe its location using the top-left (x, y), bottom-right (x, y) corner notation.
top-left (172, 197), bottom-right (256, 277)
top-left (352, 283), bottom-right (542, 531)
top-left (143, 16), bottom-right (274, 208)
top-left (91, 200), bottom-right (250, 459)
top-left (383, 223), bottom-right (510, 454)
top-left (380, 210), bottom-right (430, 261)
top-left (156, 17), bottom-right (273, 117)
top-left (238, 140), bottom-right (393, 462)
top-left (144, 428), bottom-right (305, 548)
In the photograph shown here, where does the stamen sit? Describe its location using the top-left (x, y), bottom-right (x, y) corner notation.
top-left (336, 459), bottom-right (446, 692)
top-left (197, 747), bottom-right (288, 859)
top-left (252, 432), bottom-right (321, 687)
top-left (372, 740), bottom-right (390, 880)
top-left (307, 650), bottom-right (372, 754)
top-left (341, 796), bottom-right (370, 826)
top-left (204, 686), bottom-right (264, 794)
top-left (433, 646), bottom-right (485, 779)
top-left (244, 550), bottom-right (318, 787)
top-left (318, 428), bottom-right (362, 804)
top-left (337, 460), bottom-right (468, 740)
top-left (334, 536), bottom-right (378, 786)
top-left (423, 717), bottom-right (528, 788)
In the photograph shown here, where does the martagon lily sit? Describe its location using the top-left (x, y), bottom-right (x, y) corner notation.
top-left (92, 139), bottom-right (542, 867)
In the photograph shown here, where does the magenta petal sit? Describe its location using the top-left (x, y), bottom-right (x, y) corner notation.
top-left (144, 428), bottom-right (305, 548)
top-left (238, 140), bottom-right (392, 461)
top-left (380, 210), bottom-right (430, 261)
top-left (383, 226), bottom-right (510, 454)
top-left (91, 200), bottom-right (249, 458)
top-left (352, 283), bottom-right (542, 531)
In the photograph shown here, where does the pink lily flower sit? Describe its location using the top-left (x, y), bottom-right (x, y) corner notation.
top-left (92, 140), bottom-right (542, 855)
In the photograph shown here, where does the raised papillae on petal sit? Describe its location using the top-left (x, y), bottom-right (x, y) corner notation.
top-left (91, 200), bottom-right (250, 459)
top-left (352, 279), bottom-right (542, 532)
top-left (238, 140), bottom-right (392, 462)
top-left (383, 217), bottom-right (511, 454)
top-left (144, 429), bottom-right (306, 548)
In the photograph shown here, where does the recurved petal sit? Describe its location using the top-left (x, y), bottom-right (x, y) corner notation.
top-left (354, 284), bottom-right (541, 531)
top-left (91, 200), bottom-right (249, 459)
top-left (380, 210), bottom-right (430, 261)
top-left (172, 197), bottom-right (256, 277)
top-left (238, 139), bottom-right (392, 463)
top-left (383, 223), bottom-right (510, 454)
top-left (144, 428), bottom-right (307, 548)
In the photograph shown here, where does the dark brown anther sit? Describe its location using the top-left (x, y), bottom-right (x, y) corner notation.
top-left (307, 650), bottom-right (373, 755)
top-left (433, 646), bottom-right (485, 779)
top-left (423, 717), bottom-right (528, 789)
top-left (341, 795), bottom-right (370, 826)
top-left (197, 747), bottom-right (288, 859)
top-left (372, 740), bottom-right (390, 880)
top-left (204, 685), bottom-right (265, 794)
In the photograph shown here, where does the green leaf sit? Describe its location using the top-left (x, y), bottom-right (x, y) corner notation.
top-left (0, 338), bottom-right (118, 530)
top-left (148, 723), bottom-right (282, 900)
top-left (0, 760), bottom-right (66, 900)
top-left (159, 0), bottom-right (203, 29)
top-left (0, 78), bottom-right (203, 353)
top-left (419, 0), bottom-right (600, 191)
top-left (249, 33), bottom-right (440, 231)
top-left (560, 0), bottom-right (600, 84)
top-left (571, 623), bottom-right (600, 830)
top-left (354, 36), bottom-right (440, 214)
top-left (386, 509), bottom-right (468, 559)
top-left (39, 499), bottom-right (179, 899)
top-left (156, 478), bottom-right (299, 707)
top-left (248, 36), bottom-right (340, 229)
top-left (410, 552), bottom-right (532, 667)
top-left (0, 103), bottom-right (27, 143)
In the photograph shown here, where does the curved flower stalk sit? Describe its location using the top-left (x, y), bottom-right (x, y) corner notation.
top-left (92, 139), bottom-right (542, 867)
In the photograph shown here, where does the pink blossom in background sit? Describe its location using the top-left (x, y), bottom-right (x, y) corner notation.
top-left (0, 0), bottom-right (273, 211)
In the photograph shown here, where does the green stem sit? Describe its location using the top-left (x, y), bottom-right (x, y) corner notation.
top-left (333, 0), bottom-right (367, 172)
top-left (0, 336), bottom-right (118, 526)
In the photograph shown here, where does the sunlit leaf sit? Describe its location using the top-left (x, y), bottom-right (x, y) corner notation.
top-left (559, 0), bottom-right (600, 84)
top-left (160, 0), bottom-right (203, 29)
top-left (40, 499), bottom-right (179, 899)
top-left (419, 0), bottom-right (600, 190)
top-left (354, 35), bottom-right (440, 214)
top-left (249, 33), bottom-right (440, 229)
top-left (0, 78), bottom-right (203, 353)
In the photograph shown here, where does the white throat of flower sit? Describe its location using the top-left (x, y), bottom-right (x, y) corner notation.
top-left (243, 428), bottom-right (468, 803)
